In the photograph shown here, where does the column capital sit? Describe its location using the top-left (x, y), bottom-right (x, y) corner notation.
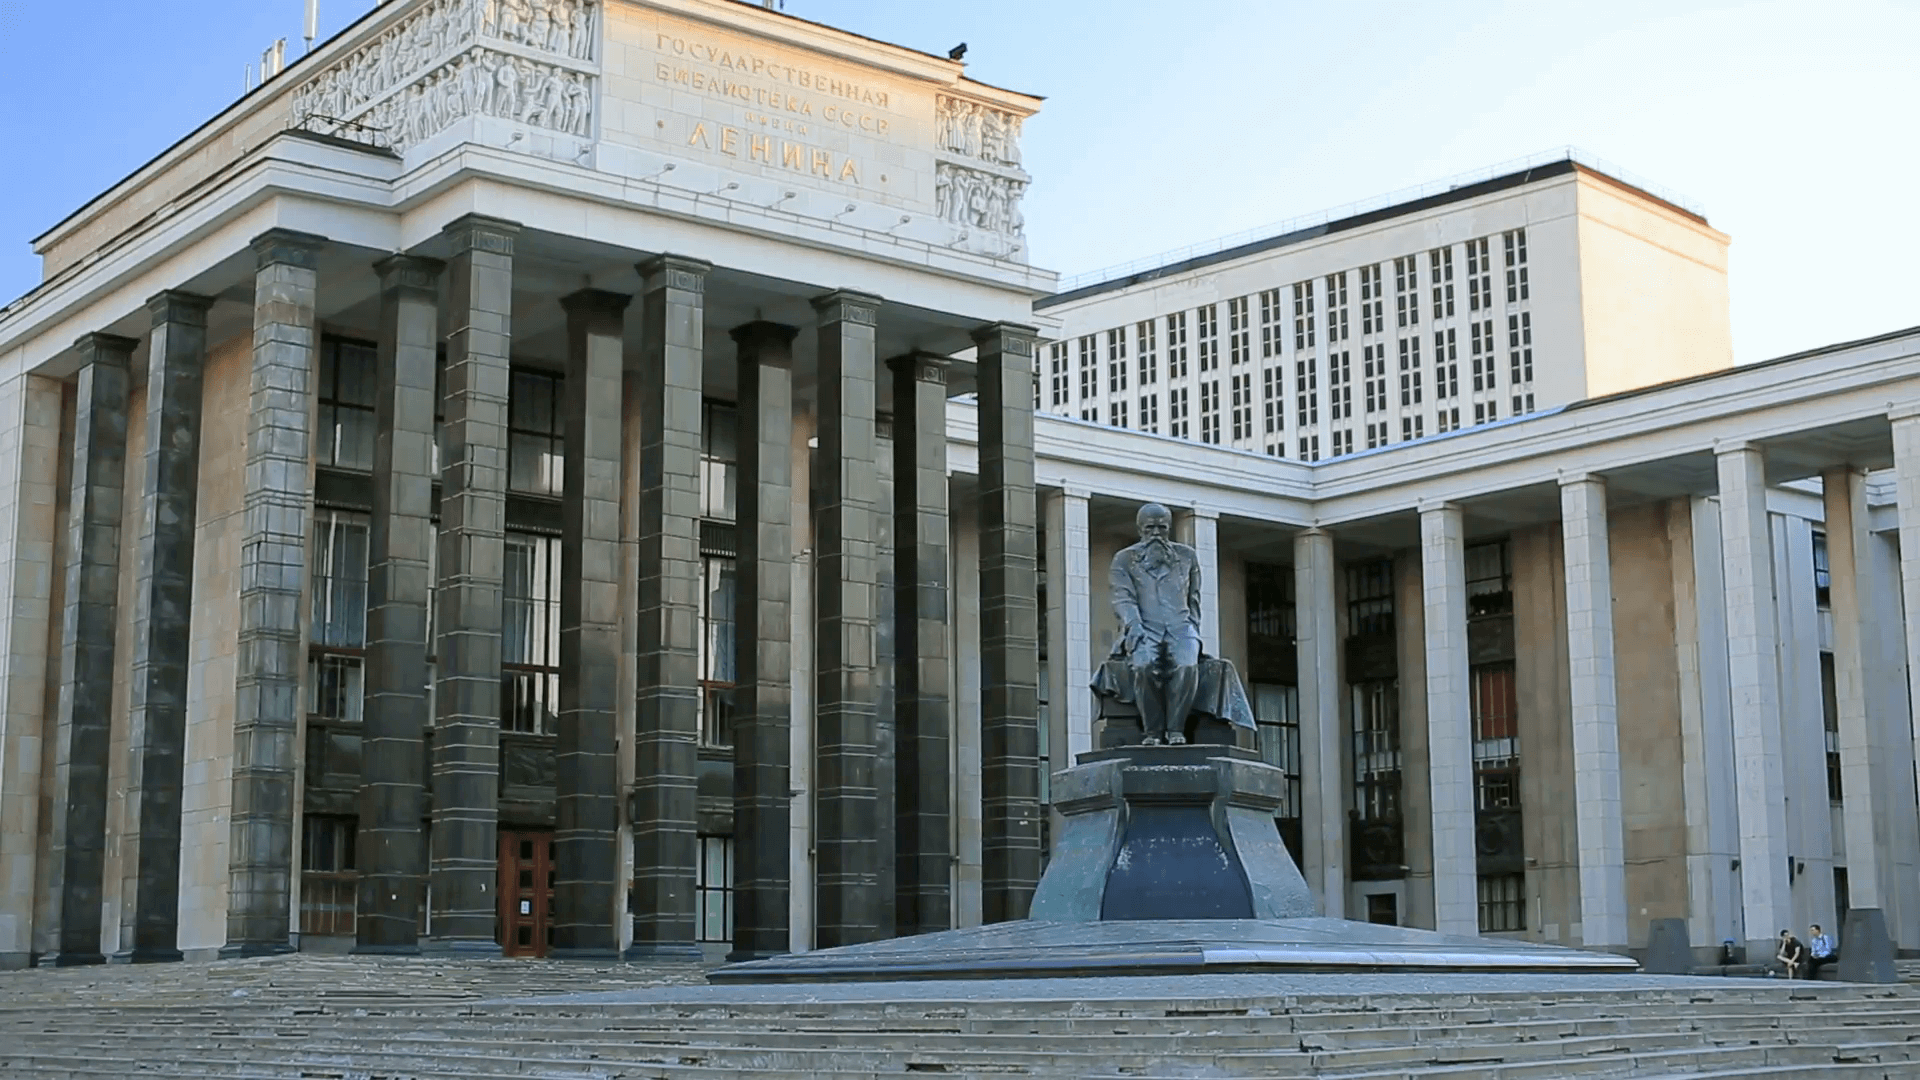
top-left (1889, 402), bottom-right (1920, 424)
top-left (558, 287), bottom-right (633, 317)
top-left (730, 320), bottom-right (799, 357)
top-left (1044, 484), bottom-right (1091, 503)
top-left (71, 332), bottom-right (140, 365)
top-left (441, 215), bottom-right (520, 257)
top-left (250, 228), bottom-right (326, 271)
top-left (145, 290), bottom-right (214, 327)
top-left (969, 321), bottom-right (1039, 355)
top-left (811, 289), bottom-right (881, 325)
top-left (885, 350), bottom-right (947, 385)
top-left (1296, 525), bottom-right (1334, 540)
top-left (638, 254), bottom-right (711, 293)
top-left (1417, 498), bottom-right (1464, 517)
top-left (1177, 505), bottom-right (1220, 522)
top-left (373, 254), bottom-right (445, 294)
top-left (1557, 470), bottom-right (1606, 489)
top-left (1713, 437), bottom-right (1763, 458)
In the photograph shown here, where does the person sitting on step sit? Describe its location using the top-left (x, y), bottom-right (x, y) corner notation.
top-left (1776, 929), bottom-right (1809, 979)
top-left (1808, 924), bottom-right (1838, 979)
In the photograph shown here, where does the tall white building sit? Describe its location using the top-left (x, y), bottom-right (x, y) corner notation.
top-left (1035, 157), bottom-right (1733, 460)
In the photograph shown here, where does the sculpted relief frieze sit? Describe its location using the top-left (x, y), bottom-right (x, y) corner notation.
top-left (934, 94), bottom-right (1029, 247)
top-left (289, 0), bottom-right (598, 157)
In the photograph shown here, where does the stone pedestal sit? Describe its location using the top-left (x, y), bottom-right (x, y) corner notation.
top-left (1031, 745), bottom-right (1313, 922)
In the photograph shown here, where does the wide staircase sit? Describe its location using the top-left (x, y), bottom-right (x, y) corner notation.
top-left (4, 955), bottom-right (1920, 1078)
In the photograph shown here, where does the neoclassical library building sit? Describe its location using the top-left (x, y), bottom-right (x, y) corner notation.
top-left (1, 0), bottom-right (1917, 971)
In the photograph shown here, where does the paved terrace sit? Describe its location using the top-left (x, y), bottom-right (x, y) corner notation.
top-left (5, 954), bottom-right (1920, 1077)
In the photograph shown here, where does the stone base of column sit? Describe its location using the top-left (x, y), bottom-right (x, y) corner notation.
top-left (548, 946), bottom-right (621, 961)
top-left (217, 942), bottom-right (295, 960)
top-left (621, 942), bottom-right (703, 961)
top-left (420, 939), bottom-right (504, 958)
top-left (39, 951), bottom-right (105, 968)
top-left (108, 947), bottom-right (183, 965)
top-left (349, 943), bottom-right (422, 957)
top-left (725, 946), bottom-right (788, 964)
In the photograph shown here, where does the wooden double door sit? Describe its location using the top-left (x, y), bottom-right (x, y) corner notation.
top-left (498, 830), bottom-right (554, 957)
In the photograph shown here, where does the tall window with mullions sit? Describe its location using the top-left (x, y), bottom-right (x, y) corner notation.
top-left (502, 532), bottom-right (561, 733)
top-left (309, 510), bottom-right (370, 725)
top-left (1346, 558), bottom-right (1402, 878)
top-left (316, 338), bottom-right (377, 471)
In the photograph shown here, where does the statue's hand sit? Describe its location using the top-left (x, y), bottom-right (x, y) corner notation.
top-left (1121, 622), bottom-right (1145, 655)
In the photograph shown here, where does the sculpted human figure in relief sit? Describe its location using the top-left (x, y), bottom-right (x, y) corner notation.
top-left (1109, 503), bottom-right (1204, 745)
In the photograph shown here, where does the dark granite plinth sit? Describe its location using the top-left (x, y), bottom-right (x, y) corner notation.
top-left (1839, 907), bottom-right (1898, 984)
top-left (710, 917), bottom-right (1640, 983)
top-left (712, 744), bottom-right (1637, 985)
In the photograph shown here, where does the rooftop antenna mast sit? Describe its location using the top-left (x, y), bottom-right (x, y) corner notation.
top-left (304, 0), bottom-right (320, 53)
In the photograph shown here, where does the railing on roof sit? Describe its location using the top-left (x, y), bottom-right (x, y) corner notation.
top-left (1053, 147), bottom-right (1705, 295)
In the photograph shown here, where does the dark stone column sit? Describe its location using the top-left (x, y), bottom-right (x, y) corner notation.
top-left (888, 351), bottom-right (952, 937)
top-left (224, 229), bottom-right (324, 957)
top-left (354, 254), bottom-right (441, 955)
top-left (115, 290), bottom-right (214, 964)
top-left (812, 290), bottom-right (882, 948)
top-left (551, 288), bottom-right (629, 959)
top-left (973, 322), bottom-right (1042, 924)
top-left (40, 332), bottom-right (134, 967)
top-left (428, 215), bottom-right (516, 955)
top-left (625, 255), bottom-right (708, 960)
top-left (728, 320), bottom-right (796, 962)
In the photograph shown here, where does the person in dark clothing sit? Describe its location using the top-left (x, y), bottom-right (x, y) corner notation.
top-left (1776, 929), bottom-right (1810, 979)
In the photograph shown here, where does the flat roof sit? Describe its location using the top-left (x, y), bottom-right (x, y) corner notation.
top-left (1038, 156), bottom-right (1707, 309)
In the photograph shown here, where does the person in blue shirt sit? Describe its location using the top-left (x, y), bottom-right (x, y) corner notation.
top-left (1808, 924), bottom-right (1838, 978)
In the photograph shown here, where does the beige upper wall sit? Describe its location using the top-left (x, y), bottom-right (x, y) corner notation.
top-left (1574, 170), bottom-right (1733, 399)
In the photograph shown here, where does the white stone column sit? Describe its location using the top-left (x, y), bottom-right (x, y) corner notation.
top-left (787, 410), bottom-right (814, 953)
top-left (1420, 502), bottom-right (1478, 936)
top-left (1043, 488), bottom-right (1094, 790)
top-left (1879, 413), bottom-right (1920, 946)
top-left (1176, 507), bottom-right (1221, 655)
top-left (1293, 528), bottom-right (1344, 917)
top-left (1715, 442), bottom-right (1792, 957)
top-left (950, 484), bottom-right (984, 928)
top-left (0, 373), bottom-right (64, 969)
top-left (1671, 496), bottom-right (1742, 953)
top-left (1559, 476), bottom-right (1628, 951)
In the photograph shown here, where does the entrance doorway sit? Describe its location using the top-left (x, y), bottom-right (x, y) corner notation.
top-left (498, 830), bottom-right (554, 957)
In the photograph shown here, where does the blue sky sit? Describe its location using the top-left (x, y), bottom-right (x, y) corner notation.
top-left (1, 0), bottom-right (1914, 362)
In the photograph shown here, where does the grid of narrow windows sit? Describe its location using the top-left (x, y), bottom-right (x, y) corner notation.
top-left (1110, 399), bottom-right (1129, 428)
top-left (1080, 407), bottom-right (1098, 422)
top-left (1297, 434), bottom-right (1320, 461)
top-left (1230, 372), bottom-right (1252, 442)
top-left (1503, 228), bottom-right (1530, 302)
top-left (1292, 281), bottom-right (1316, 350)
top-left (1347, 559), bottom-right (1399, 828)
top-left (1263, 367), bottom-right (1284, 435)
top-left (1166, 312), bottom-right (1189, 380)
top-left (695, 835), bottom-right (734, 943)
top-left (1478, 873), bottom-right (1525, 932)
top-left (1358, 264), bottom-right (1384, 336)
top-left (1466, 237), bottom-right (1492, 313)
top-left (1328, 351), bottom-right (1352, 421)
top-left (1048, 341), bottom-right (1068, 407)
top-left (1199, 380), bottom-right (1221, 444)
top-left (309, 510), bottom-right (370, 728)
top-left (1471, 660), bottom-right (1519, 805)
top-left (299, 815), bottom-right (358, 936)
top-left (1331, 429), bottom-right (1354, 457)
top-left (700, 400), bottom-right (737, 520)
top-left (1196, 304), bottom-right (1220, 372)
top-left (1429, 246), bottom-right (1455, 319)
top-left (1507, 311), bottom-right (1534, 415)
top-left (1397, 337), bottom-right (1423, 406)
top-left (1401, 414), bottom-right (1425, 441)
top-left (1325, 272), bottom-right (1350, 342)
top-left (1136, 319), bottom-right (1159, 386)
top-left (1821, 648), bottom-right (1842, 802)
top-left (1295, 354), bottom-right (1318, 427)
top-left (1433, 328), bottom-right (1459, 399)
top-left (1473, 400), bottom-right (1499, 425)
top-left (1362, 344), bottom-right (1387, 414)
top-left (1139, 393), bottom-right (1159, 433)
top-left (508, 369), bottom-right (565, 496)
top-left (1393, 255), bottom-right (1420, 328)
top-left (1077, 334), bottom-right (1097, 401)
top-left (1365, 420), bottom-right (1388, 450)
top-left (1259, 289), bottom-right (1283, 358)
top-left (1107, 328), bottom-right (1129, 394)
top-left (1436, 406), bottom-right (1461, 433)
top-left (1168, 385), bottom-right (1190, 439)
top-left (1469, 319), bottom-right (1496, 393)
top-left (696, 536), bottom-right (736, 748)
top-left (1228, 296), bottom-right (1251, 366)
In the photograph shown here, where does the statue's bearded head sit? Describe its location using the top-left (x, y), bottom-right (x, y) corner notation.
top-left (1136, 503), bottom-right (1174, 565)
